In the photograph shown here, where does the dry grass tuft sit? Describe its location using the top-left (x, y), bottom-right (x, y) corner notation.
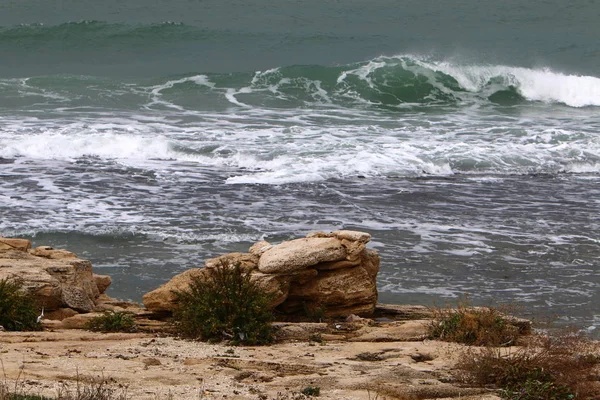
top-left (428, 300), bottom-right (526, 346)
top-left (1, 363), bottom-right (128, 400)
top-left (454, 330), bottom-right (600, 399)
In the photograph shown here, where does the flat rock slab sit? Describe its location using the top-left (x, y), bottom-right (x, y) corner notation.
top-left (0, 237), bottom-right (31, 252)
top-left (349, 320), bottom-right (429, 342)
top-left (0, 327), bottom-right (502, 400)
top-left (258, 237), bottom-right (346, 274)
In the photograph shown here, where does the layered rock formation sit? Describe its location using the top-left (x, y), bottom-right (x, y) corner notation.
top-left (143, 230), bottom-right (379, 317)
top-left (0, 237), bottom-right (111, 313)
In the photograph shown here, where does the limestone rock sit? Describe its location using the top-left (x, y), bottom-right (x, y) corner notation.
top-left (93, 274), bottom-right (112, 294)
top-left (340, 238), bottom-right (366, 261)
top-left (315, 259), bottom-right (360, 271)
top-left (258, 237), bottom-right (346, 274)
top-left (281, 264), bottom-right (378, 317)
top-left (305, 231), bottom-right (331, 239)
top-left (249, 272), bottom-right (291, 308)
top-left (361, 249), bottom-right (380, 279)
top-left (373, 304), bottom-right (433, 320)
top-left (58, 313), bottom-right (101, 329)
top-left (142, 268), bottom-right (210, 313)
top-left (94, 294), bottom-right (143, 313)
top-left (286, 268), bottom-right (319, 284)
top-left (272, 322), bottom-right (329, 342)
top-left (333, 230), bottom-right (371, 243)
top-left (307, 230), bottom-right (371, 244)
top-left (45, 308), bottom-right (79, 321)
top-left (0, 237), bottom-right (31, 252)
top-left (349, 320), bottom-right (429, 342)
top-left (143, 230), bottom-right (380, 318)
top-left (249, 240), bottom-right (272, 256)
top-left (62, 286), bottom-right (96, 312)
top-left (205, 252), bottom-right (258, 273)
top-left (29, 246), bottom-right (77, 259)
top-left (0, 244), bottom-right (109, 313)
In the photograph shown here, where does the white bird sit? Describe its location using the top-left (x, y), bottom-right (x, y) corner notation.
top-left (37, 307), bottom-right (44, 323)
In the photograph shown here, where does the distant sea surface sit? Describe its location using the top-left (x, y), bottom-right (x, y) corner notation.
top-left (1, 1), bottom-right (599, 332)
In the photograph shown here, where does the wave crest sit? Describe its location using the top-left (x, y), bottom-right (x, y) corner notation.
top-left (152, 56), bottom-right (600, 108)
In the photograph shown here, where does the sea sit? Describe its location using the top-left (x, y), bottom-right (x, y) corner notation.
top-left (1, 0), bottom-right (599, 333)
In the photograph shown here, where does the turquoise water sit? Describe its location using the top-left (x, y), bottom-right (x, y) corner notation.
top-left (1, 1), bottom-right (599, 332)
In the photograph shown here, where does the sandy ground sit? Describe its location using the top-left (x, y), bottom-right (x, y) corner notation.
top-left (0, 316), bottom-right (502, 400)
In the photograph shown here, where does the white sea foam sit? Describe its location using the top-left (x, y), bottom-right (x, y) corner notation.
top-left (145, 75), bottom-right (215, 110)
top-left (150, 75), bottom-right (215, 95)
top-left (415, 58), bottom-right (600, 107)
top-left (567, 162), bottom-right (600, 173)
top-left (0, 131), bottom-right (176, 161)
top-left (1, 108), bottom-right (599, 185)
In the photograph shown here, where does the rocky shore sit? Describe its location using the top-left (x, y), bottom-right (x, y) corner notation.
top-left (0, 311), bottom-right (502, 400)
top-left (0, 233), bottom-right (506, 399)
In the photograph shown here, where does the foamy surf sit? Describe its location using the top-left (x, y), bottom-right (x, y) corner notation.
top-left (419, 59), bottom-right (600, 107)
top-left (1, 103), bottom-right (599, 184)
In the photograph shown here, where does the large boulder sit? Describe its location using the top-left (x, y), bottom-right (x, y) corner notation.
top-left (258, 237), bottom-right (346, 274)
top-left (0, 239), bottom-right (111, 313)
top-left (143, 231), bottom-right (380, 318)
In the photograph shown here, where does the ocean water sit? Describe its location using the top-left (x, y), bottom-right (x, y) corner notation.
top-left (1, 1), bottom-right (599, 331)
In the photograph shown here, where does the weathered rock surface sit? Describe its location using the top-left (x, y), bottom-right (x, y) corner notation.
top-left (93, 273), bottom-right (112, 294)
top-left (142, 268), bottom-right (209, 313)
top-left (0, 237), bottom-right (31, 252)
top-left (258, 237), bottom-right (347, 274)
top-left (248, 240), bottom-right (272, 256)
top-left (281, 263), bottom-right (378, 316)
top-left (0, 320), bottom-right (504, 400)
top-left (205, 252), bottom-right (259, 272)
top-left (29, 245), bottom-right (77, 259)
top-left (0, 238), bottom-right (111, 314)
top-left (143, 230), bottom-right (379, 317)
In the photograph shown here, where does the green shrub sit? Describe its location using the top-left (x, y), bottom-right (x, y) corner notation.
top-left (172, 261), bottom-right (274, 345)
top-left (84, 310), bottom-right (136, 333)
top-left (455, 331), bottom-right (600, 399)
top-left (0, 278), bottom-right (41, 331)
top-left (428, 300), bottom-right (522, 346)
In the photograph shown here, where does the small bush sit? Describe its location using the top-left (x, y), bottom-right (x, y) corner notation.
top-left (428, 300), bottom-right (522, 346)
top-left (301, 386), bottom-right (320, 397)
top-left (172, 261), bottom-right (274, 345)
top-left (308, 333), bottom-right (324, 344)
top-left (454, 331), bottom-right (600, 399)
top-left (84, 311), bottom-right (136, 333)
top-left (0, 278), bottom-right (41, 331)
